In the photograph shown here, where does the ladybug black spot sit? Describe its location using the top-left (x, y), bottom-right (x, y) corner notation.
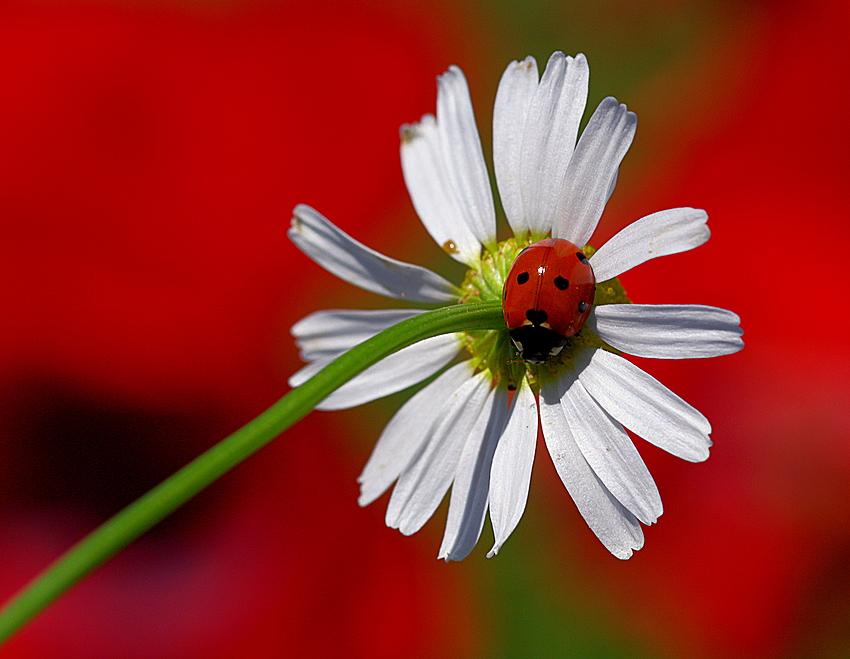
top-left (525, 308), bottom-right (548, 325)
top-left (516, 272), bottom-right (530, 285)
top-left (576, 252), bottom-right (589, 265)
top-left (554, 276), bottom-right (569, 290)
top-left (578, 301), bottom-right (588, 313)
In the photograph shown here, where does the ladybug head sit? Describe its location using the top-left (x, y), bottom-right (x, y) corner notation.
top-left (508, 324), bottom-right (569, 364)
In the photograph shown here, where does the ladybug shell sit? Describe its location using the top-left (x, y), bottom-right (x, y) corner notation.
top-left (502, 238), bottom-right (595, 363)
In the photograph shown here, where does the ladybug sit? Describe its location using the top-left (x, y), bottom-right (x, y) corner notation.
top-left (502, 238), bottom-right (595, 364)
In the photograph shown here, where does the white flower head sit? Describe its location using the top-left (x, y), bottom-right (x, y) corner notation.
top-left (287, 52), bottom-right (744, 560)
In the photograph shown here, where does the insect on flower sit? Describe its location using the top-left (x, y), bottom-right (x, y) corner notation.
top-left (502, 238), bottom-right (596, 364)
top-left (288, 52), bottom-right (743, 560)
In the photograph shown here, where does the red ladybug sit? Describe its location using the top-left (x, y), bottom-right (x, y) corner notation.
top-left (502, 238), bottom-right (595, 364)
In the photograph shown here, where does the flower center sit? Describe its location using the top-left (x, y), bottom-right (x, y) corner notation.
top-left (457, 237), bottom-right (630, 391)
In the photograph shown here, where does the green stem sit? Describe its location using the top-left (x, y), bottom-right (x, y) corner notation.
top-left (0, 301), bottom-right (505, 644)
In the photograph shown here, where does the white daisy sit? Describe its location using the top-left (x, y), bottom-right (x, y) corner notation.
top-left (288, 52), bottom-right (743, 560)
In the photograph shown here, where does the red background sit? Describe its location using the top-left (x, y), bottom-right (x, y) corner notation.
top-left (0, 0), bottom-right (848, 657)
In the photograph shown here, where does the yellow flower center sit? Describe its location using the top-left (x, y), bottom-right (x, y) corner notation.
top-left (457, 238), bottom-right (630, 391)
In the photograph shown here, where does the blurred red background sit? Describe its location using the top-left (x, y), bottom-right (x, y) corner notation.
top-left (0, 0), bottom-right (848, 657)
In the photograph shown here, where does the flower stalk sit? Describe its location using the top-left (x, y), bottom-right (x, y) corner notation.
top-left (0, 301), bottom-right (505, 645)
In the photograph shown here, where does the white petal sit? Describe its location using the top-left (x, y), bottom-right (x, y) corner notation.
top-left (518, 52), bottom-right (590, 238)
top-left (401, 116), bottom-right (484, 265)
top-left (439, 385), bottom-right (508, 561)
top-left (288, 308), bottom-right (427, 387)
top-left (493, 55), bottom-right (539, 236)
top-left (386, 370), bottom-right (491, 535)
top-left (590, 208), bottom-right (710, 282)
top-left (539, 377), bottom-right (644, 559)
top-left (358, 361), bottom-right (475, 506)
top-left (606, 166), bottom-right (619, 203)
top-left (288, 356), bottom-right (332, 388)
top-left (558, 371), bottom-right (662, 524)
top-left (577, 348), bottom-right (712, 462)
top-left (435, 66), bottom-right (497, 249)
top-left (591, 304), bottom-right (745, 359)
top-left (315, 334), bottom-right (462, 411)
top-left (553, 97), bottom-right (637, 246)
top-left (292, 308), bottom-right (425, 361)
top-left (487, 376), bottom-right (538, 557)
top-left (288, 204), bottom-right (459, 303)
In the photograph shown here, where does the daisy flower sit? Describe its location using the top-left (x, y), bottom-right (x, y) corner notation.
top-left (288, 52), bottom-right (743, 560)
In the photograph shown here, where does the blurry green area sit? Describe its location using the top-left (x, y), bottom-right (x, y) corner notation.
top-left (482, 520), bottom-right (656, 659)
top-left (487, 0), bottom-right (729, 88)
